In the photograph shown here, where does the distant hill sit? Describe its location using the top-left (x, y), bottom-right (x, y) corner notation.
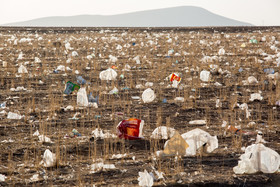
top-left (2, 6), bottom-right (253, 27)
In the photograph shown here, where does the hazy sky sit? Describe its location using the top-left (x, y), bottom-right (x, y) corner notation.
top-left (0, 0), bottom-right (279, 26)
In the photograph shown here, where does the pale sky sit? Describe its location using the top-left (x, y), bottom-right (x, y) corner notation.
top-left (0, 0), bottom-right (279, 26)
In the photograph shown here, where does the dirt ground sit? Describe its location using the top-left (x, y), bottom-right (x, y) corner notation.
top-left (0, 26), bottom-right (280, 186)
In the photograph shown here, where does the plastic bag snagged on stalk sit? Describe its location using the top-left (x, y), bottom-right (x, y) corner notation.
top-left (233, 144), bottom-right (280, 174)
top-left (142, 88), bottom-right (156, 103)
top-left (77, 87), bottom-right (89, 107)
top-left (181, 128), bottom-right (218, 156)
top-left (117, 118), bottom-right (144, 140)
top-left (42, 149), bottom-right (56, 167)
top-left (99, 68), bottom-right (117, 81)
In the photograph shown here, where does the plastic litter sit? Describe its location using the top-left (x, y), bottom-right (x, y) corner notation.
top-left (218, 48), bottom-right (225, 55)
top-left (189, 120), bottom-right (206, 125)
top-left (77, 87), bottom-right (89, 107)
top-left (248, 76), bottom-right (258, 84)
top-left (250, 93), bottom-right (263, 101)
top-left (200, 70), bottom-right (211, 82)
top-left (30, 174), bottom-right (39, 182)
top-left (0, 174), bottom-right (6, 182)
top-left (174, 97), bottom-right (184, 103)
top-left (38, 135), bottom-right (52, 143)
top-left (77, 76), bottom-right (86, 85)
top-left (109, 87), bottom-right (118, 95)
top-left (88, 93), bottom-right (99, 104)
top-left (138, 170), bottom-right (154, 187)
top-left (0, 102), bottom-right (6, 108)
top-left (181, 128), bottom-right (218, 156)
top-left (18, 64), bottom-right (28, 74)
top-left (117, 118), bottom-right (144, 140)
top-left (66, 129), bottom-right (81, 138)
top-left (249, 39), bottom-right (258, 44)
top-left (142, 88), bottom-right (156, 103)
top-left (64, 81), bottom-right (80, 95)
top-left (7, 112), bottom-right (23, 119)
top-left (150, 126), bottom-right (176, 139)
top-left (264, 68), bottom-right (275, 74)
top-left (42, 149), bottom-right (56, 167)
top-left (99, 68), bottom-right (117, 81)
top-left (55, 65), bottom-right (65, 72)
top-left (170, 73), bottom-right (181, 82)
top-left (90, 162), bottom-right (116, 173)
top-left (233, 144), bottom-right (280, 174)
top-left (161, 131), bottom-right (189, 156)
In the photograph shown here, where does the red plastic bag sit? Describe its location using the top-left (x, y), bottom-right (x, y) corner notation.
top-left (117, 118), bottom-right (144, 140)
top-left (170, 73), bottom-right (181, 82)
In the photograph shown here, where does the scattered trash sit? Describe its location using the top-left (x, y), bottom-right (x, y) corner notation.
top-left (249, 39), bottom-right (258, 44)
top-left (99, 68), bottom-right (117, 81)
top-left (90, 162), bottom-right (116, 173)
top-left (256, 132), bottom-right (267, 144)
top-left (33, 130), bottom-right (40, 136)
top-left (151, 126), bottom-right (176, 139)
top-left (117, 118), bottom-right (144, 140)
top-left (38, 135), bottom-right (53, 143)
top-left (142, 88), bottom-right (156, 103)
top-left (189, 120), bottom-right (206, 125)
top-left (109, 87), bottom-right (118, 95)
top-left (138, 170), bottom-right (154, 187)
top-left (77, 87), bottom-right (89, 107)
top-left (77, 76), bottom-right (86, 85)
top-left (64, 81), bottom-right (80, 95)
top-left (181, 128), bottom-right (218, 156)
top-left (233, 144), bottom-right (280, 174)
top-left (65, 129), bottom-right (81, 138)
top-left (55, 65), bottom-right (66, 72)
top-left (7, 112), bottom-right (23, 120)
top-left (170, 73), bottom-right (181, 82)
top-left (218, 48), bottom-right (225, 55)
top-left (241, 43), bottom-right (246, 48)
top-left (42, 149), bottom-right (56, 167)
top-left (275, 100), bottom-right (280, 106)
top-left (264, 68), bottom-right (275, 74)
top-left (0, 174), bottom-right (7, 182)
top-left (88, 93), bottom-right (99, 104)
top-left (18, 64), bottom-right (28, 74)
top-left (131, 96), bottom-right (141, 100)
top-left (247, 76), bottom-right (258, 84)
top-left (174, 97), bottom-right (184, 103)
top-left (30, 174), bottom-right (39, 182)
top-left (91, 128), bottom-right (117, 140)
top-left (0, 102), bottom-right (6, 108)
top-left (249, 93), bottom-right (263, 101)
top-left (160, 131), bottom-right (189, 156)
top-left (200, 70), bottom-right (211, 82)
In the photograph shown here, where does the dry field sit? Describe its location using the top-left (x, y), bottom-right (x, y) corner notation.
top-left (0, 26), bottom-right (280, 186)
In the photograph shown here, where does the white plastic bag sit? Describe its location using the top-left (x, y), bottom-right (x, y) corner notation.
top-left (99, 68), bottom-right (117, 81)
top-left (151, 126), bottom-right (176, 139)
top-left (142, 88), bottom-right (156, 103)
top-left (200, 70), bottom-right (210, 82)
top-left (181, 128), bottom-right (218, 156)
top-left (77, 88), bottom-right (89, 107)
top-left (43, 149), bottom-right (56, 167)
top-left (18, 64), bottom-right (28, 74)
top-left (7, 112), bottom-right (23, 119)
top-left (138, 170), bottom-right (153, 187)
top-left (233, 144), bottom-right (280, 174)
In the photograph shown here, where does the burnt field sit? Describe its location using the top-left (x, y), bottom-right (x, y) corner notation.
top-left (0, 26), bottom-right (280, 186)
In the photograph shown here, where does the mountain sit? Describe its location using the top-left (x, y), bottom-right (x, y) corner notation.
top-left (2, 6), bottom-right (252, 27)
